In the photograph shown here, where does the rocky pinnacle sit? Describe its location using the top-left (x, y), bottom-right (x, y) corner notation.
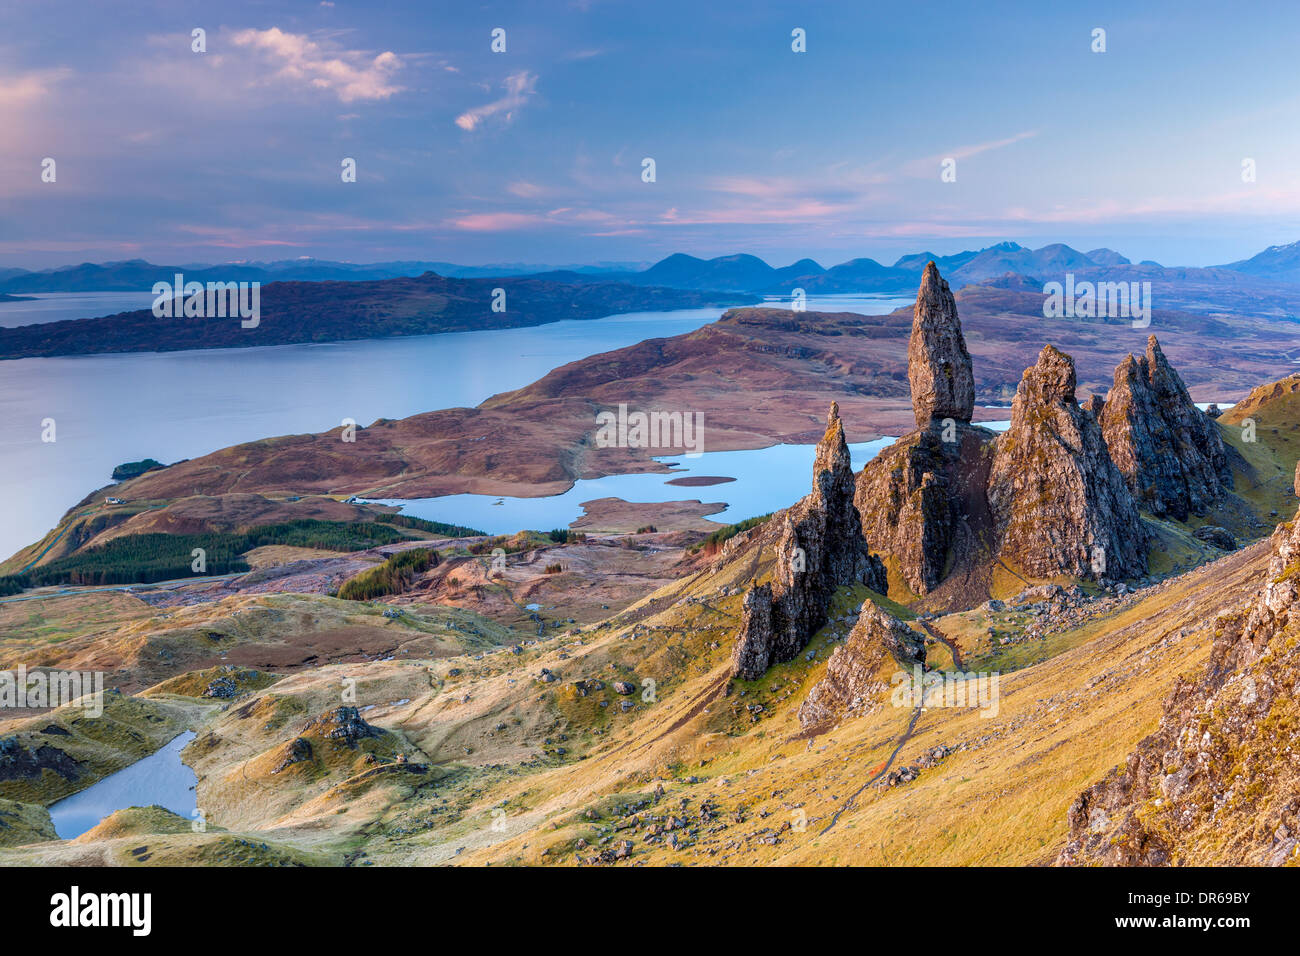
top-left (987, 344), bottom-right (1147, 581)
top-left (731, 403), bottom-right (886, 680)
top-left (908, 262), bottom-right (975, 428)
top-left (1099, 334), bottom-right (1232, 521)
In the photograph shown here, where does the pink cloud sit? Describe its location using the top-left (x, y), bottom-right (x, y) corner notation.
top-left (456, 71), bottom-right (537, 131)
top-left (230, 27), bottom-right (405, 102)
top-left (450, 212), bottom-right (543, 231)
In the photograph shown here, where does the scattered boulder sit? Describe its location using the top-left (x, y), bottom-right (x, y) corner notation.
top-left (271, 737), bottom-right (313, 774)
top-left (202, 676), bottom-right (239, 699)
top-left (1193, 525), bottom-right (1237, 550)
top-left (300, 707), bottom-right (383, 749)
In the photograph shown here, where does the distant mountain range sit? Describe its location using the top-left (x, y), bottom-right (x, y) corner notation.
top-left (6, 240), bottom-right (1300, 296)
top-left (0, 258), bottom-right (646, 293)
top-left (526, 243), bottom-right (1144, 293)
top-left (1219, 240), bottom-right (1300, 284)
top-left (538, 240), bottom-right (1300, 294)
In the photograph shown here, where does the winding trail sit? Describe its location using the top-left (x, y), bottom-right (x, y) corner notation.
top-left (919, 620), bottom-right (963, 670)
top-left (818, 698), bottom-right (925, 836)
top-left (817, 621), bottom-right (960, 836)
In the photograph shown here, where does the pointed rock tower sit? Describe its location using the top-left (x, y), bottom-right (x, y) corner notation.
top-left (1099, 335), bottom-right (1232, 521)
top-left (908, 261), bottom-right (975, 428)
top-left (987, 345), bottom-right (1147, 580)
top-left (856, 263), bottom-right (996, 597)
top-left (731, 403), bottom-right (887, 680)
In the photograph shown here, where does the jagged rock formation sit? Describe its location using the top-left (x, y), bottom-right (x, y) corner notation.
top-left (908, 262), bottom-right (975, 428)
top-left (855, 421), bottom-right (996, 596)
top-left (857, 263), bottom-right (996, 597)
top-left (798, 603), bottom-right (927, 728)
top-left (1099, 335), bottom-right (1232, 520)
top-left (731, 404), bottom-right (887, 680)
top-left (1058, 483), bottom-right (1300, 866)
top-left (987, 345), bottom-right (1147, 580)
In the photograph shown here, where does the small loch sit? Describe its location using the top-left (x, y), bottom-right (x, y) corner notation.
top-left (49, 731), bottom-right (199, 840)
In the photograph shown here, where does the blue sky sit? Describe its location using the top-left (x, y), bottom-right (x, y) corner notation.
top-left (3, 0), bottom-right (1300, 269)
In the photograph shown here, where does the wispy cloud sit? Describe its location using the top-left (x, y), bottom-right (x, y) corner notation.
top-left (903, 130), bottom-right (1037, 176)
top-left (659, 201), bottom-right (839, 226)
top-left (0, 67), bottom-right (72, 109)
top-left (455, 71), bottom-right (537, 131)
top-left (230, 27), bottom-right (405, 102)
top-left (448, 206), bottom-right (618, 232)
top-left (450, 211), bottom-right (544, 231)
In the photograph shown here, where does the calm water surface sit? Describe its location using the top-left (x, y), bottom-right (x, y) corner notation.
top-left (382, 421), bottom-right (1012, 534)
top-left (0, 294), bottom-right (911, 559)
top-left (0, 292), bottom-right (158, 328)
top-left (48, 731), bottom-right (198, 840)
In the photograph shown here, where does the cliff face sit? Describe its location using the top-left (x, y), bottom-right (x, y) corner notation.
top-left (732, 404), bottom-right (887, 680)
top-left (987, 345), bottom-right (1148, 581)
top-left (797, 602), bottom-right (926, 729)
top-left (857, 262), bottom-right (995, 597)
top-left (1099, 335), bottom-right (1232, 521)
top-left (1058, 483), bottom-right (1300, 866)
top-left (908, 262), bottom-right (975, 428)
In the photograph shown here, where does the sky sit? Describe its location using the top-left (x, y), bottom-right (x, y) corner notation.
top-left (4, 0), bottom-right (1300, 270)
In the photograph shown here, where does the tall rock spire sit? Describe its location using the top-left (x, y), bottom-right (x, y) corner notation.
top-left (856, 264), bottom-right (996, 600)
top-left (731, 403), bottom-right (887, 680)
top-left (908, 262), bottom-right (975, 428)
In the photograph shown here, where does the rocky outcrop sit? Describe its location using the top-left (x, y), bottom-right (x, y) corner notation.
top-left (1099, 335), bottom-right (1232, 520)
top-left (0, 738), bottom-right (81, 783)
top-left (271, 737), bottom-right (314, 774)
top-left (302, 707), bottom-right (383, 749)
top-left (798, 602), bottom-right (926, 728)
top-left (908, 262), bottom-right (975, 428)
top-left (1058, 483), bottom-right (1300, 866)
top-left (732, 404), bottom-right (887, 680)
top-left (987, 345), bottom-right (1147, 580)
top-left (857, 263), bottom-right (995, 597)
top-left (856, 420), bottom-right (996, 596)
